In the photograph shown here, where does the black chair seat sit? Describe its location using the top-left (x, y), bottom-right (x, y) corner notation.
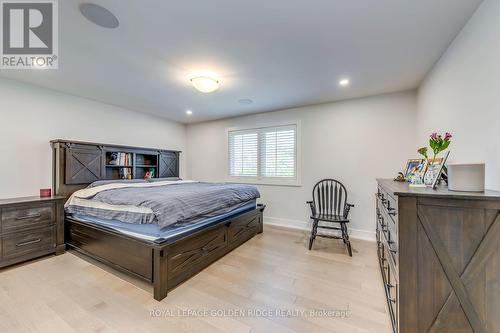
top-left (311, 213), bottom-right (349, 223)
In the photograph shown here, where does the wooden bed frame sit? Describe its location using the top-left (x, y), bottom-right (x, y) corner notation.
top-left (51, 140), bottom-right (264, 301)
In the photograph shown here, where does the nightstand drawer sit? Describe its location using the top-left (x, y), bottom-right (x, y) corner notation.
top-left (1, 202), bottom-right (55, 232)
top-left (2, 226), bottom-right (55, 259)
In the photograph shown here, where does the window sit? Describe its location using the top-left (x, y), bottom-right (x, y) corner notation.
top-left (228, 124), bottom-right (298, 185)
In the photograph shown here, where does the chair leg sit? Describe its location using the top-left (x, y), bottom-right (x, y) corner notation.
top-left (341, 222), bottom-right (353, 257)
top-left (340, 224), bottom-right (346, 244)
top-left (309, 219), bottom-right (318, 250)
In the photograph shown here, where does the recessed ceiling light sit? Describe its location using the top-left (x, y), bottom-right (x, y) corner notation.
top-left (339, 78), bottom-right (350, 86)
top-left (190, 76), bottom-right (220, 93)
top-left (79, 3), bottom-right (119, 29)
top-left (238, 99), bottom-right (253, 105)
top-left (186, 110), bottom-right (193, 115)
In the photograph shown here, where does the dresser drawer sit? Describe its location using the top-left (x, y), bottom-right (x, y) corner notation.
top-left (1, 202), bottom-right (55, 232)
top-left (380, 239), bottom-right (398, 331)
top-left (377, 187), bottom-right (398, 220)
top-left (2, 226), bottom-right (55, 259)
top-left (387, 261), bottom-right (399, 331)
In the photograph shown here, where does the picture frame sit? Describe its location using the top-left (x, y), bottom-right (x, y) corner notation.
top-left (407, 159), bottom-right (428, 186)
top-left (404, 159), bottom-right (424, 180)
top-left (424, 151), bottom-right (450, 188)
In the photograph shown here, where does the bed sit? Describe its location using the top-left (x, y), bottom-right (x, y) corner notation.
top-left (51, 140), bottom-right (265, 301)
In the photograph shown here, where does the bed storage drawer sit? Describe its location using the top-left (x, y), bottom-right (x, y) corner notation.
top-left (2, 226), bottom-right (55, 259)
top-left (167, 225), bottom-right (227, 288)
top-left (1, 202), bottom-right (55, 232)
top-left (227, 210), bottom-right (262, 249)
top-left (66, 221), bottom-right (153, 281)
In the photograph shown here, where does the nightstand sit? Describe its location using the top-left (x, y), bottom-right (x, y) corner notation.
top-left (0, 196), bottom-right (66, 268)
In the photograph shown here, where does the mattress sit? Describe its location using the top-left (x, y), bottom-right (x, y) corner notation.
top-left (69, 199), bottom-right (257, 242)
top-left (65, 180), bottom-right (260, 228)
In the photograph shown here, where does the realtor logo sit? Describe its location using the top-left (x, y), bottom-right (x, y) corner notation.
top-left (1, 0), bottom-right (58, 69)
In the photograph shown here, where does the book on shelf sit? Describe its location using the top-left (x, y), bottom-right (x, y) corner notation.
top-left (119, 167), bottom-right (132, 179)
top-left (108, 152), bottom-right (118, 165)
top-left (109, 152), bottom-right (133, 166)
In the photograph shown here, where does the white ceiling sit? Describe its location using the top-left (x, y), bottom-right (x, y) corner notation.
top-left (0, 0), bottom-right (483, 123)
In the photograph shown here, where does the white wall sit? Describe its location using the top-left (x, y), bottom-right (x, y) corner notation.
top-left (417, 0), bottom-right (500, 191)
top-left (0, 78), bottom-right (186, 199)
top-left (186, 91), bottom-right (417, 239)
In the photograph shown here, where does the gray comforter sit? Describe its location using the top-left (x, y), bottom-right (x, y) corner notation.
top-left (65, 181), bottom-right (260, 228)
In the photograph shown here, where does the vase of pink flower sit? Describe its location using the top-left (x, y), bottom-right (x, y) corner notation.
top-left (417, 132), bottom-right (452, 186)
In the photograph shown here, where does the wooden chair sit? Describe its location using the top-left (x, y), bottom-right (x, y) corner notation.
top-left (306, 179), bottom-right (354, 256)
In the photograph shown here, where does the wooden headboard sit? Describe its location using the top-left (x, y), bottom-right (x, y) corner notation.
top-left (51, 139), bottom-right (181, 197)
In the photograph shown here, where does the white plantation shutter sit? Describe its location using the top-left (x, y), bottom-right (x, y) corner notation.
top-left (260, 125), bottom-right (296, 178)
top-left (228, 124), bottom-right (297, 180)
top-left (228, 130), bottom-right (258, 177)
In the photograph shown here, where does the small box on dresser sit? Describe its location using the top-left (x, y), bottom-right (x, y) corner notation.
top-left (0, 196), bottom-right (66, 269)
top-left (376, 179), bottom-right (500, 333)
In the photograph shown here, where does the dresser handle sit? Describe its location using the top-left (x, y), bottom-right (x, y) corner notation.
top-left (387, 207), bottom-right (397, 216)
top-left (389, 297), bottom-right (396, 303)
top-left (16, 238), bottom-right (41, 247)
top-left (15, 213), bottom-right (42, 220)
top-left (386, 283), bottom-right (395, 289)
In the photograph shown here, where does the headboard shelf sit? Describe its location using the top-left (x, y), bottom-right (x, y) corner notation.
top-left (51, 139), bottom-right (181, 197)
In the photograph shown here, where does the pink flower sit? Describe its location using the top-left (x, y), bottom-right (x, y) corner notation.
top-left (430, 132), bottom-right (438, 140)
top-left (445, 132), bottom-right (452, 140)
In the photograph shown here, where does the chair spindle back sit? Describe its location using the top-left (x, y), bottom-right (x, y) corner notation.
top-left (311, 179), bottom-right (348, 217)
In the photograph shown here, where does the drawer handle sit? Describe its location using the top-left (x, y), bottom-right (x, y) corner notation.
top-left (386, 283), bottom-right (395, 289)
top-left (389, 298), bottom-right (396, 303)
top-left (16, 238), bottom-right (42, 247)
top-left (390, 249), bottom-right (397, 254)
top-left (387, 207), bottom-right (397, 216)
top-left (15, 213), bottom-right (42, 220)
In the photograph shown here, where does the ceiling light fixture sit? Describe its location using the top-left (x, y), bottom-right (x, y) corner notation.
top-left (186, 110), bottom-right (193, 115)
top-left (339, 78), bottom-right (350, 86)
top-left (79, 3), bottom-right (120, 29)
top-left (190, 76), bottom-right (220, 93)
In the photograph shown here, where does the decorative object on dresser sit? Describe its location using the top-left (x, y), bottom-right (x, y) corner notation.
top-left (52, 139), bottom-right (265, 301)
top-left (413, 132), bottom-right (452, 188)
top-left (423, 150), bottom-right (450, 188)
top-left (376, 179), bottom-right (499, 333)
top-left (39, 188), bottom-right (52, 198)
top-left (306, 179), bottom-right (354, 256)
top-left (448, 163), bottom-right (486, 192)
top-left (403, 159), bottom-right (423, 180)
top-left (0, 196), bottom-right (66, 269)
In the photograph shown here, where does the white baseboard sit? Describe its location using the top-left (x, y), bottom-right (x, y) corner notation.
top-left (264, 216), bottom-right (376, 242)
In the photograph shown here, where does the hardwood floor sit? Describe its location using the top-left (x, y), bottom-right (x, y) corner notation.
top-left (0, 225), bottom-right (391, 333)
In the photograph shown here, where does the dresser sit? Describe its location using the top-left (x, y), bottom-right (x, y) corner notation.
top-left (376, 179), bottom-right (499, 333)
top-left (0, 196), bottom-right (66, 268)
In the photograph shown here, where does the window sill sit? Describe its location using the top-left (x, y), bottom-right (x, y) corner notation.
top-left (226, 177), bottom-right (302, 187)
